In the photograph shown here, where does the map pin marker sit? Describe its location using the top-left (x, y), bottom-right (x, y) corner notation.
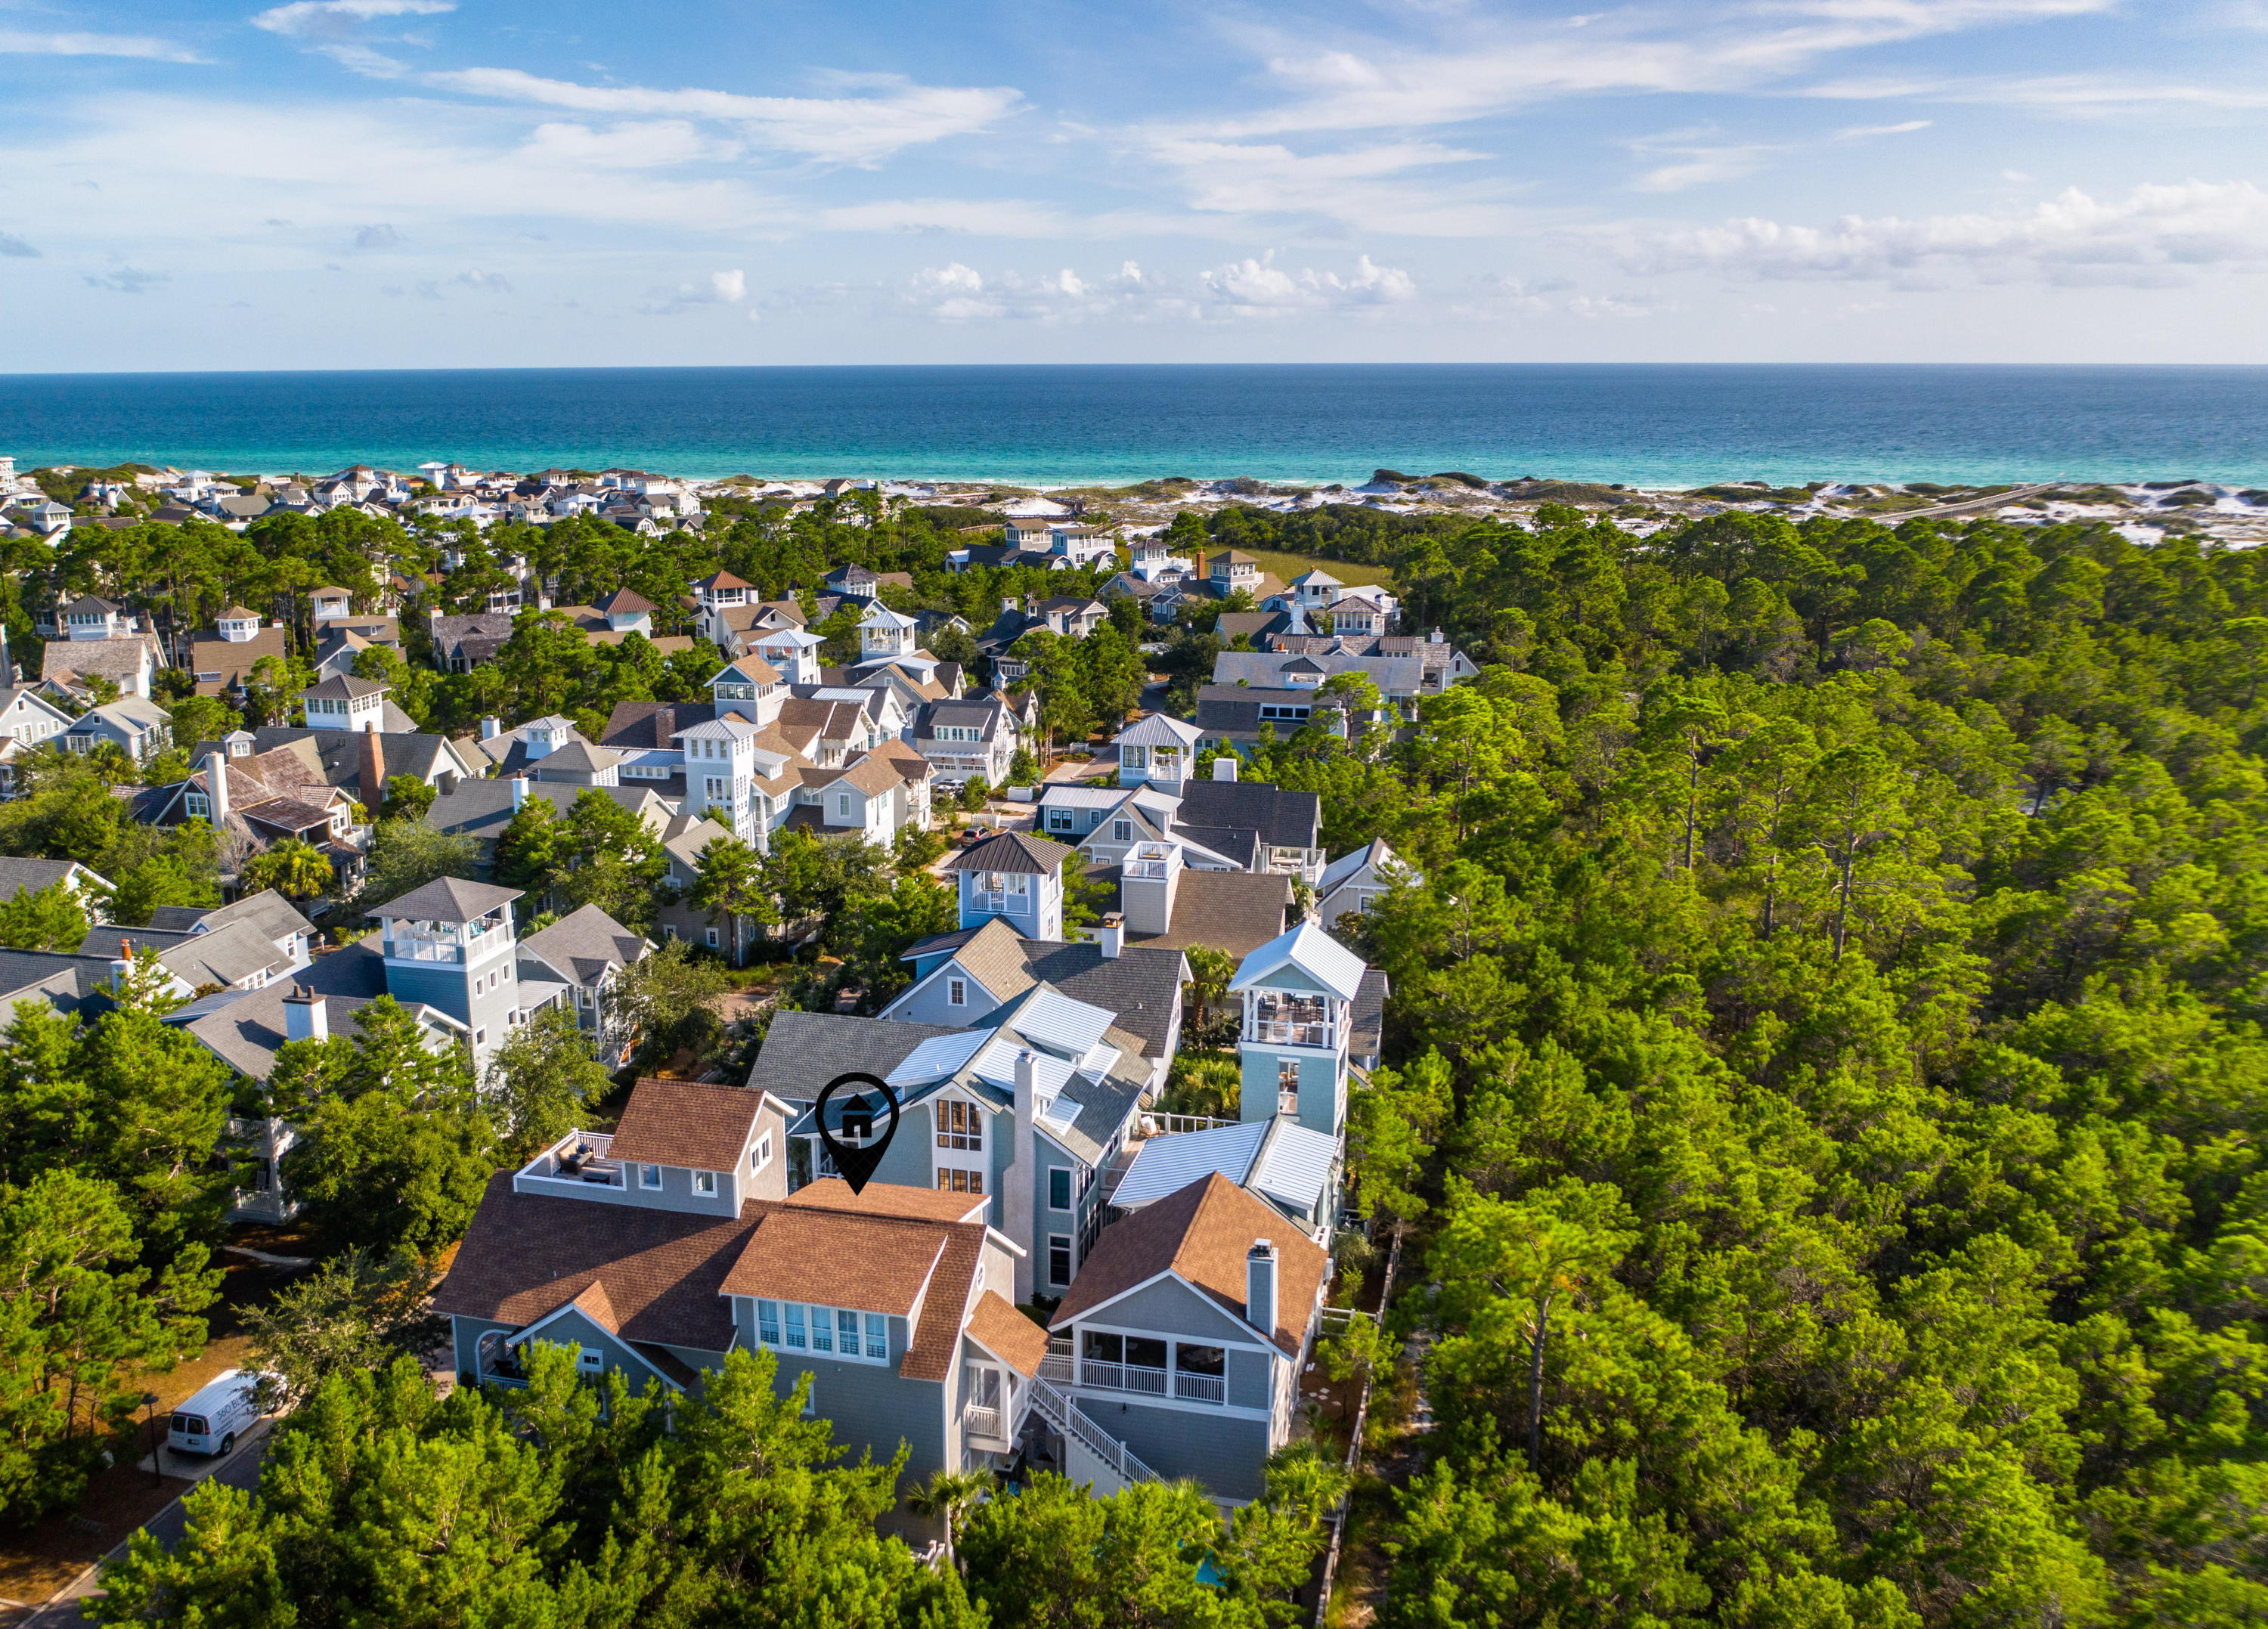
top-left (814, 1070), bottom-right (900, 1196)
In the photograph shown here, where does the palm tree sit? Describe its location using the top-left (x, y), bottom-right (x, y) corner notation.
top-left (242, 838), bottom-right (334, 906)
top-left (905, 1467), bottom-right (991, 1572)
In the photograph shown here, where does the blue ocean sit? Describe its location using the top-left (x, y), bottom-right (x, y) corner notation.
top-left (2, 364), bottom-right (2265, 488)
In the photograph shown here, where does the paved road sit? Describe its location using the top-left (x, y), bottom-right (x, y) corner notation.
top-left (24, 1428), bottom-right (271, 1627)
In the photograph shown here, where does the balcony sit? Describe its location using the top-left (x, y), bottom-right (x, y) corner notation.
top-left (1173, 1373), bottom-right (1225, 1405)
top-left (516, 1132), bottom-right (624, 1193)
top-left (963, 1404), bottom-right (1005, 1442)
top-left (1040, 1336), bottom-right (1074, 1383)
top-left (1080, 1359), bottom-right (1167, 1398)
top-left (1247, 1019), bottom-right (1337, 1048)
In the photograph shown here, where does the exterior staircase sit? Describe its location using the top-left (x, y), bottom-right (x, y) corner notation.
top-left (1025, 1371), bottom-right (1160, 1496)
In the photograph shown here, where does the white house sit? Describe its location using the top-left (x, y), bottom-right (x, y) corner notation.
top-left (1112, 712), bottom-right (1204, 792)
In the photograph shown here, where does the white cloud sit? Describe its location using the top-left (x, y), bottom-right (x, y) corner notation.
top-left (452, 268), bottom-right (511, 293)
top-left (520, 120), bottom-right (732, 169)
top-left (1623, 129), bottom-right (1778, 192)
top-left (643, 268), bottom-right (749, 314)
top-left (0, 231), bottom-right (39, 258)
top-left (815, 197), bottom-right (1074, 237)
top-left (429, 67), bottom-right (1021, 165)
top-left (353, 222), bottom-right (403, 250)
top-left (0, 28), bottom-right (204, 62)
top-left (1835, 119), bottom-right (1933, 137)
top-left (0, 94), bottom-right (791, 243)
top-left (1197, 251), bottom-right (1418, 315)
top-left (1209, 0), bottom-right (2118, 138)
top-left (1600, 180), bottom-right (2268, 286)
top-left (253, 0), bottom-right (454, 77)
top-left (84, 266), bottom-right (167, 293)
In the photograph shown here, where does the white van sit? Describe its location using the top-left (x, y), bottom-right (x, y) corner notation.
top-left (167, 1369), bottom-right (267, 1457)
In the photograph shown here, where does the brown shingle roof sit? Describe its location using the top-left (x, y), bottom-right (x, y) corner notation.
top-left (903, 1222), bottom-right (984, 1383)
top-left (1049, 1172), bottom-right (1329, 1356)
top-left (964, 1290), bottom-right (1049, 1377)
top-left (787, 1178), bottom-right (988, 1226)
top-left (429, 1173), bottom-right (754, 1352)
top-left (717, 1209), bottom-right (946, 1317)
top-left (565, 1279), bottom-right (619, 1333)
top-left (606, 1078), bottom-right (761, 1172)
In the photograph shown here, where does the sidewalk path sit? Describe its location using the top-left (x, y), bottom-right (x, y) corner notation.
top-left (24, 1425), bottom-right (273, 1627)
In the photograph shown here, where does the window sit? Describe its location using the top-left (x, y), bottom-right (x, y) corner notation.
top-left (640, 1163), bottom-right (661, 1189)
top-left (1049, 810), bottom-right (1073, 831)
top-left (936, 1101), bottom-right (981, 1151)
top-left (755, 1300), bottom-right (888, 1364)
top-left (751, 1132), bottom-right (773, 1172)
top-left (1049, 1168), bottom-right (1072, 1212)
top-left (692, 1170), bottom-right (717, 1195)
top-left (937, 1169), bottom-right (984, 1194)
top-left (1121, 745), bottom-right (1147, 771)
top-left (1049, 1234), bottom-right (1072, 1286)
top-left (947, 977), bottom-right (966, 1007)
top-left (837, 793), bottom-right (852, 818)
top-left (473, 1027), bottom-right (485, 1047)
top-left (1278, 1058), bottom-right (1301, 1116)
top-left (705, 928), bottom-right (720, 948)
top-left (577, 1348), bottom-right (605, 1376)
top-left (1113, 819), bottom-right (1132, 842)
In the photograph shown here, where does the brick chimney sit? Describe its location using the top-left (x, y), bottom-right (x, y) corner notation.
top-left (358, 729), bottom-right (386, 807)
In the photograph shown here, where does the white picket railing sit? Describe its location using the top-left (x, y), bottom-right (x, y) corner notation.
top-left (1027, 1374), bottom-right (1160, 1488)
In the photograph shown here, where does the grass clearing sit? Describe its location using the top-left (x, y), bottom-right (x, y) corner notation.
top-left (1236, 549), bottom-right (1395, 590)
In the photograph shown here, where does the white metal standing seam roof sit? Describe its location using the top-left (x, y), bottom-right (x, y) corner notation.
top-left (1229, 920), bottom-right (1370, 1002)
top-left (971, 1040), bottom-right (1081, 1098)
top-left (1003, 986), bottom-right (1119, 1057)
top-left (1114, 712), bottom-right (1205, 749)
top-left (1111, 1120), bottom-right (1270, 1208)
top-left (1252, 1122), bottom-right (1341, 1214)
top-left (886, 1030), bottom-right (992, 1086)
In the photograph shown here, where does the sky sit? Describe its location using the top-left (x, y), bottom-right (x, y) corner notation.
top-left (3, 0), bottom-right (2268, 368)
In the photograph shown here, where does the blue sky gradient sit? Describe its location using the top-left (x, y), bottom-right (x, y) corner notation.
top-left (3, 0), bottom-right (2266, 367)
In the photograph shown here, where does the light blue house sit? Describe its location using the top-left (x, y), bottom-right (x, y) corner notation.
top-left (945, 831), bottom-right (1070, 943)
top-left (1230, 921), bottom-right (1368, 1139)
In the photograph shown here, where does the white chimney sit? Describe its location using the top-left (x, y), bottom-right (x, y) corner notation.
top-left (511, 776), bottom-right (531, 810)
top-left (479, 715), bottom-right (501, 740)
top-left (1212, 755), bottom-right (1238, 783)
top-left (1097, 912), bottom-right (1123, 960)
top-left (204, 751), bottom-right (231, 821)
top-left (283, 986), bottom-right (328, 1043)
top-left (1002, 595), bottom-right (1018, 616)
top-left (1007, 1049), bottom-right (1039, 1302)
top-left (1246, 1239), bottom-right (1278, 1340)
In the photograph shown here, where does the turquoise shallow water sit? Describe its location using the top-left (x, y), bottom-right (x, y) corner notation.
top-left (2, 364), bottom-right (2266, 488)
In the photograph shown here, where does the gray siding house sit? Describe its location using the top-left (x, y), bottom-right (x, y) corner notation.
top-left (1046, 1172), bottom-right (1331, 1505)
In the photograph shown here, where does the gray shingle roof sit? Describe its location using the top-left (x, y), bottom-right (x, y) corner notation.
top-left (1123, 869), bottom-right (1291, 957)
top-left (1173, 779), bottom-right (1321, 850)
top-left (0, 858), bottom-right (88, 898)
top-left (367, 875), bottom-right (522, 922)
top-left (944, 831), bottom-right (1072, 875)
top-left (523, 904), bottom-right (648, 987)
top-left (744, 1009), bottom-right (964, 1104)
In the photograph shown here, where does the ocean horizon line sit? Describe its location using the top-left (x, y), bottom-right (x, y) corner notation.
top-left (7, 362), bottom-right (2266, 487)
